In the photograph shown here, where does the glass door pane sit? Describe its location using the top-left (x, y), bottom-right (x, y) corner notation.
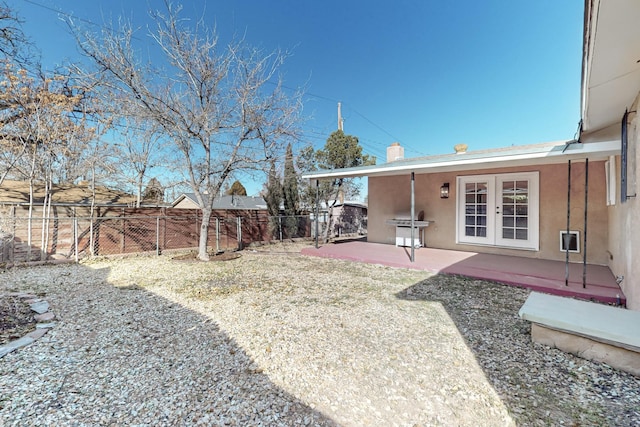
top-left (464, 182), bottom-right (488, 238)
top-left (500, 179), bottom-right (529, 241)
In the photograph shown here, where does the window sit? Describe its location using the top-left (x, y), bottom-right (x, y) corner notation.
top-left (605, 156), bottom-right (616, 206)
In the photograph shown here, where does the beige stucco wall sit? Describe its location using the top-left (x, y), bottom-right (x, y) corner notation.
top-left (173, 198), bottom-right (200, 209)
top-left (368, 161), bottom-right (610, 265)
top-left (603, 95), bottom-right (640, 310)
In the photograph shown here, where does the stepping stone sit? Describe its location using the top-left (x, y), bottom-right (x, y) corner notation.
top-left (34, 312), bottom-right (55, 322)
top-left (26, 328), bottom-right (49, 340)
top-left (0, 336), bottom-right (35, 358)
top-left (18, 293), bottom-right (38, 299)
top-left (36, 322), bottom-right (56, 329)
top-left (30, 301), bottom-right (49, 314)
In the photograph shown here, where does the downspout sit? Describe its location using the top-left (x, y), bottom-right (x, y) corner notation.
top-left (565, 160), bottom-right (571, 286)
top-left (583, 158), bottom-right (589, 288)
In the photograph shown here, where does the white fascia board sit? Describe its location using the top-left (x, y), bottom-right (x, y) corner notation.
top-left (171, 194), bottom-right (188, 207)
top-left (581, 0), bottom-right (599, 131)
top-left (303, 140), bottom-right (621, 180)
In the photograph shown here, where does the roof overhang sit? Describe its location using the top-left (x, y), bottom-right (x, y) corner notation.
top-left (303, 140), bottom-right (620, 180)
top-left (581, 0), bottom-right (640, 133)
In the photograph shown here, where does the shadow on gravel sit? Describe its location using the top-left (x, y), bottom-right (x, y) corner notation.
top-left (396, 273), bottom-right (640, 427)
top-left (0, 263), bottom-right (336, 426)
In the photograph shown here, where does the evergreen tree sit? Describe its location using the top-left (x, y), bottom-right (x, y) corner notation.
top-left (142, 177), bottom-right (164, 205)
top-left (264, 160), bottom-right (282, 237)
top-left (299, 130), bottom-right (375, 242)
top-left (225, 180), bottom-right (247, 196)
top-left (282, 143), bottom-right (299, 237)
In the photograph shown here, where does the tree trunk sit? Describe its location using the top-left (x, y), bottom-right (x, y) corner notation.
top-left (198, 207), bottom-right (212, 260)
top-left (89, 164), bottom-right (97, 256)
top-left (136, 173), bottom-right (143, 208)
top-left (40, 177), bottom-right (52, 261)
top-left (27, 179), bottom-right (33, 262)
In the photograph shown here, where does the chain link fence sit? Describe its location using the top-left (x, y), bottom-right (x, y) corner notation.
top-left (0, 212), bottom-right (316, 264)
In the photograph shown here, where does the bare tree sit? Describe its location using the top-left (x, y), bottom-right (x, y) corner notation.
top-left (112, 109), bottom-right (164, 207)
top-left (0, 1), bottom-right (35, 69)
top-left (0, 64), bottom-right (96, 259)
top-left (71, 3), bottom-right (302, 260)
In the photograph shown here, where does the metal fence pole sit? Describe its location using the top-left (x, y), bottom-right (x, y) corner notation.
top-left (74, 215), bottom-right (79, 263)
top-left (156, 217), bottom-right (160, 256)
top-left (278, 215), bottom-right (283, 242)
top-left (237, 216), bottom-right (242, 250)
top-left (315, 180), bottom-right (319, 248)
top-left (11, 206), bottom-right (16, 263)
top-left (215, 217), bottom-right (220, 253)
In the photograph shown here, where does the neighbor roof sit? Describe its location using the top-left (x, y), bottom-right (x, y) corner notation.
top-left (0, 180), bottom-right (137, 206)
top-left (302, 140), bottom-right (620, 180)
top-left (172, 193), bottom-right (267, 210)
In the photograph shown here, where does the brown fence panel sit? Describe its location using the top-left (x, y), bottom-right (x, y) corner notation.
top-left (0, 205), bottom-right (312, 262)
top-left (163, 216), bottom-right (198, 251)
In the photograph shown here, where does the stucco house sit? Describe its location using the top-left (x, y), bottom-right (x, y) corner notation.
top-left (304, 0), bottom-right (640, 311)
top-left (172, 193), bottom-right (267, 211)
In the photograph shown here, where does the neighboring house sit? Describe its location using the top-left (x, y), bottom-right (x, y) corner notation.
top-left (303, 1), bottom-right (640, 311)
top-left (307, 200), bottom-right (368, 237)
top-left (0, 179), bottom-right (137, 208)
top-left (331, 201), bottom-right (368, 236)
top-left (172, 193), bottom-right (267, 211)
top-left (0, 180), bottom-right (139, 262)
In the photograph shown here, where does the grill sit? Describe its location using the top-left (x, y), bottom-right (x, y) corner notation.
top-left (385, 217), bottom-right (431, 248)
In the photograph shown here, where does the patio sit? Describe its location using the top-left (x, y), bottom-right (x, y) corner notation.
top-left (301, 240), bottom-right (626, 306)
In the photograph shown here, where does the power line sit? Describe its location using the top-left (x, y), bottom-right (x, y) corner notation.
top-left (23, 0), bottom-right (119, 33)
top-left (24, 0), bottom-right (425, 160)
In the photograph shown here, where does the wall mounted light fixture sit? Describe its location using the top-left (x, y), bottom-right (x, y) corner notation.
top-left (440, 182), bottom-right (450, 199)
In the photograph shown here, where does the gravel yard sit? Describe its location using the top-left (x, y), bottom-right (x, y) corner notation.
top-left (1, 242), bottom-right (639, 426)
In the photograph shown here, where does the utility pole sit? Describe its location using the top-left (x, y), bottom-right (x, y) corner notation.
top-left (337, 102), bottom-right (344, 131)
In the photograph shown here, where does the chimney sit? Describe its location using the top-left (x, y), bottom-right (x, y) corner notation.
top-left (386, 142), bottom-right (404, 163)
top-left (454, 143), bottom-right (468, 154)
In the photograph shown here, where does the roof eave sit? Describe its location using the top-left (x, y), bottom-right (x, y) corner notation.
top-left (303, 140), bottom-right (620, 180)
top-left (580, 0), bottom-right (597, 132)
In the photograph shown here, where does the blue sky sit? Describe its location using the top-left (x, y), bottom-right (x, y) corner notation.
top-left (11, 0), bottom-right (584, 196)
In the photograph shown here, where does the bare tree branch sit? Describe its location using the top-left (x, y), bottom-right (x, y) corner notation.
top-left (70, 2), bottom-right (303, 260)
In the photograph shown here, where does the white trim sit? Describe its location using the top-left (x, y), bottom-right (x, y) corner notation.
top-left (580, 0), bottom-right (600, 130)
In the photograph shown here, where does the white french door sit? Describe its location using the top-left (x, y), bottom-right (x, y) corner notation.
top-left (457, 172), bottom-right (539, 250)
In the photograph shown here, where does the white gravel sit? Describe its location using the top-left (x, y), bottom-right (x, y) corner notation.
top-left (1, 242), bottom-right (639, 426)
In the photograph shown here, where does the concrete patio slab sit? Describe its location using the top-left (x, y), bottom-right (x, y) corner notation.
top-left (301, 241), bottom-right (625, 305)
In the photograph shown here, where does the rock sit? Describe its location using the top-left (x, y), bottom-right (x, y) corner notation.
top-left (26, 328), bottom-right (49, 340)
top-left (36, 322), bottom-right (56, 329)
top-left (34, 312), bottom-right (55, 322)
top-left (30, 301), bottom-right (50, 314)
top-left (0, 336), bottom-right (35, 358)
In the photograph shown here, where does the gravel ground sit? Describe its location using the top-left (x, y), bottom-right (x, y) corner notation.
top-left (0, 294), bottom-right (38, 344)
top-left (1, 241), bottom-right (639, 426)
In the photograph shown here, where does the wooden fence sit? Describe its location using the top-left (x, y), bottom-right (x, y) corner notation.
top-left (0, 205), bottom-right (311, 263)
